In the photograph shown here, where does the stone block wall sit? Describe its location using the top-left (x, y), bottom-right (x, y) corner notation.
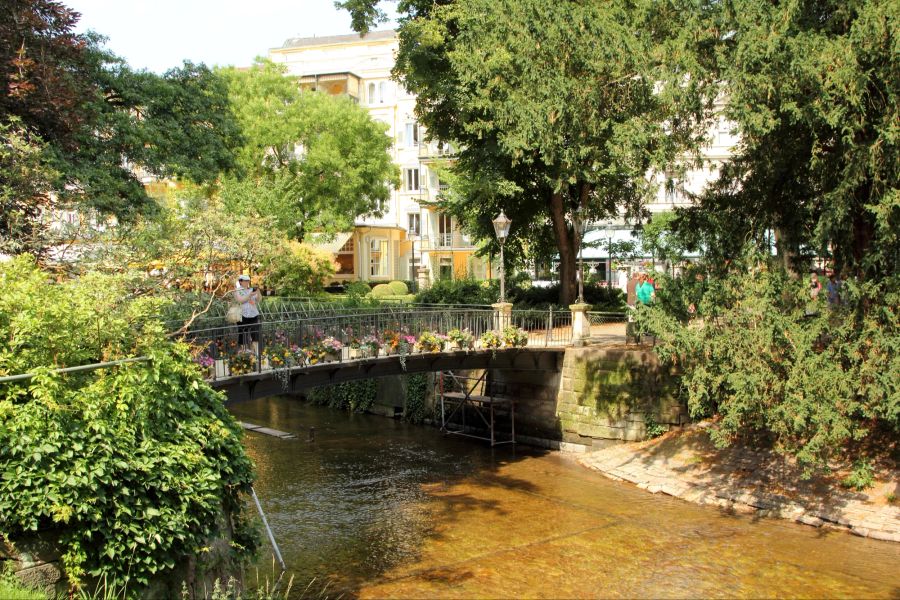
top-left (555, 346), bottom-right (688, 446)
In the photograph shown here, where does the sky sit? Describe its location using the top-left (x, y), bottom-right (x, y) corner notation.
top-left (67, 0), bottom-right (397, 73)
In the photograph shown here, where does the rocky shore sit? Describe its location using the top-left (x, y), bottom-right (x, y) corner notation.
top-left (578, 425), bottom-right (900, 543)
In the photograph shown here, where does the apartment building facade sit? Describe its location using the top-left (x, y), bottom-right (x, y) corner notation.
top-left (269, 31), bottom-right (488, 287)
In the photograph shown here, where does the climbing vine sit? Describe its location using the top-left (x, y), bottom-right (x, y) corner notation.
top-left (403, 374), bottom-right (430, 424)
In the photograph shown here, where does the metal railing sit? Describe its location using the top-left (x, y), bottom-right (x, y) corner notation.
top-left (179, 307), bottom-right (581, 381)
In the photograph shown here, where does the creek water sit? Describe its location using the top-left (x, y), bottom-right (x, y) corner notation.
top-left (230, 397), bottom-right (899, 599)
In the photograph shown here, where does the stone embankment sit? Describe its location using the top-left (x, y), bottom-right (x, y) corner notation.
top-left (578, 426), bottom-right (900, 543)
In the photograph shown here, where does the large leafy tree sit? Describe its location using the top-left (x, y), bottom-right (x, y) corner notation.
top-left (1, 0), bottom-right (242, 255)
top-left (678, 0), bottom-right (898, 280)
top-left (217, 60), bottom-right (397, 239)
top-left (343, 0), bottom-right (713, 304)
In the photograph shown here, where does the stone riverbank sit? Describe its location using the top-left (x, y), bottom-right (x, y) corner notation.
top-left (578, 425), bottom-right (900, 543)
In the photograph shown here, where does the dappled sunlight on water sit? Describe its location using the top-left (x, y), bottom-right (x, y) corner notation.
top-left (231, 398), bottom-right (900, 599)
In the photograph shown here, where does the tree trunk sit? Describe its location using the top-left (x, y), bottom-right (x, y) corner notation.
top-left (774, 226), bottom-right (800, 277)
top-left (549, 191), bottom-right (576, 306)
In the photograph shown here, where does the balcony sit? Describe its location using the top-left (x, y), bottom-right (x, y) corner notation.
top-left (419, 141), bottom-right (456, 161)
top-left (298, 72), bottom-right (361, 101)
top-left (422, 231), bottom-right (474, 250)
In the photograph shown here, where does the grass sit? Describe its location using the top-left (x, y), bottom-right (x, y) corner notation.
top-left (0, 579), bottom-right (45, 600)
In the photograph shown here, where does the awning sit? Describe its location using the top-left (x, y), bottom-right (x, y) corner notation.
top-left (304, 231), bottom-right (353, 254)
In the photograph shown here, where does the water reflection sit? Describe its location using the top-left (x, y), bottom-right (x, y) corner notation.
top-left (230, 397), bottom-right (900, 599)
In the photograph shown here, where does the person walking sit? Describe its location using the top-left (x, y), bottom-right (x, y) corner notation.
top-left (234, 274), bottom-right (262, 352)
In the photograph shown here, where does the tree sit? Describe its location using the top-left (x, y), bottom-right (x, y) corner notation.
top-left (343, 0), bottom-right (714, 304)
top-left (0, 118), bottom-right (56, 255)
top-left (217, 60), bottom-right (398, 239)
top-left (678, 0), bottom-right (899, 280)
top-left (1, 0), bottom-right (243, 255)
top-left (638, 212), bottom-right (689, 274)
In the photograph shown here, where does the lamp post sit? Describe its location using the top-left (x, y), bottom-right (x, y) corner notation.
top-left (492, 210), bottom-right (512, 303)
top-left (575, 206), bottom-right (585, 304)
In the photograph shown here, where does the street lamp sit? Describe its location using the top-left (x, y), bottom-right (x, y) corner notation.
top-left (492, 210), bottom-right (512, 303)
top-left (574, 206), bottom-right (585, 304)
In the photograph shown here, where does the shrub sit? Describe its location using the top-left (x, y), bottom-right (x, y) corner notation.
top-left (262, 242), bottom-right (336, 296)
top-left (842, 459), bottom-right (875, 491)
top-left (0, 257), bottom-right (257, 592)
top-left (636, 255), bottom-right (900, 475)
top-left (387, 280), bottom-right (409, 295)
top-left (307, 379), bottom-right (377, 412)
top-left (415, 278), bottom-right (496, 305)
top-left (370, 283), bottom-right (393, 297)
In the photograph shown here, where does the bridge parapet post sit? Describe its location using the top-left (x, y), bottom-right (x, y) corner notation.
top-left (569, 302), bottom-right (591, 347)
top-left (491, 302), bottom-right (513, 331)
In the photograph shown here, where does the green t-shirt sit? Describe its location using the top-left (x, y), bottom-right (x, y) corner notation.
top-left (636, 281), bottom-right (654, 305)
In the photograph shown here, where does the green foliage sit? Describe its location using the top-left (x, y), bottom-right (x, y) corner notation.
top-left (0, 117), bottom-right (56, 256)
top-left (217, 60), bottom-right (397, 240)
top-left (0, 257), bottom-right (257, 593)
top-left (414, 278), bottom-right (496, 305)
top-left (676, 0), bottom-right (899, 279)
top-left (636, 255), bottom-right (900, 474)
top-left (403, 374), bottom-right (430, 424)
top-left (387, 281), bottom-right (409, 295)
top-left (370, 284), bottom-right (394, 298)
top-left (262, 243), bottom-right (336, 296)
top-left (643, 415), bottom-right (669, 440)
top-left (379, 0), bottom-right (711, 305)
top-left (841, 459), bottom-right (875, 492)
top-left (2, 1), bottom-right (242, 254)
top-left (307, 379), bottom-right (377, 413)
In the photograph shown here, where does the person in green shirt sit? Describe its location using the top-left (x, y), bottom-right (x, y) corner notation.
top-left (636, 274), bottom-right (655, 305)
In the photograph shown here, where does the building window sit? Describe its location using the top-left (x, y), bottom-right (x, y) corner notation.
top-left (369, 239), bottom-right (388, 277)
top-left (403, 168), bottom-right (420, 192)
top-left (404, 122), bottom-right (419, 147)
top-left (408, 255), bottom-right (420, 280)
top-left (407, 213), bottom-right (421, 236)
top-left (439, 257), bottom-right (453, 280)
top-left (368, 82), bottom-right (376, 104)
top-left (379, 81), bottom-right (388, 103)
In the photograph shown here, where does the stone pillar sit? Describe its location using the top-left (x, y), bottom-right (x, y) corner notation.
top-left (492, 302), bottom-right (513, 331)
top-left (417, 266), bottom-right (430, 291)
top-left (569, 303), bottom-right (591, 347)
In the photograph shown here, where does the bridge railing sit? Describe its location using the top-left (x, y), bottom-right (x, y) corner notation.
top-left (178, 306), bottom-right (584, 381)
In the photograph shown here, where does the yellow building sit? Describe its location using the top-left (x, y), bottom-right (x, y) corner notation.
top-left (269, 31), bottom-right (489, 286)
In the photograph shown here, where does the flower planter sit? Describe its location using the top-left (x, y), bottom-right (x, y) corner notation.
top-left (214, 359), bottom-right (229, 379)
top-left (324, 351), bottom-right (341, 363)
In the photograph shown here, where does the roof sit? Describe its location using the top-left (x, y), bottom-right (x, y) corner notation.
top-left (277, 30), bottom-right (396, 50)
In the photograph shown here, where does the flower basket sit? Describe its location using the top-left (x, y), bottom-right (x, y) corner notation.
top-left (229, 350), bottom-right (257, 376)
top-left (447, 328), bottom-right (475, 350)
top-left (502, 326), bottom-right (529, 348)
top-left (416, 331), bottom-right (447, 353)
top-left (480, 330), bottom-right (503, 349)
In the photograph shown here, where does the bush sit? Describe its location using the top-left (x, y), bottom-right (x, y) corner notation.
top-left (414, 278), bottom-right (496, 305)
top-left (0, 257), bottom-right (257, 592)
top-left (262, 242), bottom-right (336, 296)
top-left (636, 255), bottom-right (900, 475)
top-left (387, 280), bottom-right (409, 295)
top-left (370, 283), bottom-right (393, 297)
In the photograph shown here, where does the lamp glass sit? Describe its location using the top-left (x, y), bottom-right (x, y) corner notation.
top-left (492, 210), bottom-right (512, 242)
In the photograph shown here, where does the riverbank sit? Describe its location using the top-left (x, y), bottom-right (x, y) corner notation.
top-left (578, 424), bottom-right (900, 543)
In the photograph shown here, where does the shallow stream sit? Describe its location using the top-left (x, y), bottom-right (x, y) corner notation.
top-left (231, 397), bottom-right (899, 598)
